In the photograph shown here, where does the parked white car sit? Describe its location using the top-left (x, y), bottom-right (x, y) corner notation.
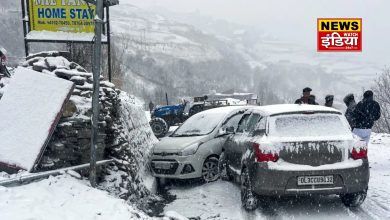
top-left (150, 106), bottom-right (249, 182)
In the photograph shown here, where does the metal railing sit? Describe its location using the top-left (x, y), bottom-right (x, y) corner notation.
top-left (0, 159), bottom-right (113, 187)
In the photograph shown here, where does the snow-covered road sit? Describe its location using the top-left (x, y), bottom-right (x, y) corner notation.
top-left (164, 133), bottom-right (390, 220)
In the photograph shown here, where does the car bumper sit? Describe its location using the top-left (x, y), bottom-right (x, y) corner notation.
top-left (150, 154), bottom-right (203, 179)
top-left (249, 159), bottom-right (369, 196)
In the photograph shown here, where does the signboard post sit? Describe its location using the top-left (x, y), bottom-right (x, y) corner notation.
top-left (90, 0), bottom-right (104, 188)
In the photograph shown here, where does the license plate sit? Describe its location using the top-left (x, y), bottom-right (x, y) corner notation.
top-left (154, 162), bottom-right (172, 170)
top-left (297, 175), bottom-right (334, 185)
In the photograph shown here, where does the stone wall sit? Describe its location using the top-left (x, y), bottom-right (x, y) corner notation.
top-left (19, 54), bottom-right (117, 171)
top-left (15, 53), bottom-right (159, 211)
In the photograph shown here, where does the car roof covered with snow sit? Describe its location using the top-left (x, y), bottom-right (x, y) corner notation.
top-left (199, 105), bottom-right (251, 115)
top-left (250, 104), bottom-right (341, 116)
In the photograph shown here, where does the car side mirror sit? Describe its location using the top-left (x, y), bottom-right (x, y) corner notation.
top-left (253, 128), bottom-right (266, 137)
top-left (225, 126), bottom-right (235, 134)
top-left (218, 126), bottom-right (235, 137)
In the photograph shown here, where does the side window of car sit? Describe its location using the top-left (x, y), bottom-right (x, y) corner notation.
top-left (256, 117), bottom-right (266, 130)
top-left (221, 113), bottom-right (244, 131)
top-left (236, 114), bottom-right (251, 133)
top-left (252, 117), bottom-right (267, 136)
top-left (245, 114), bottom-right (261, 133)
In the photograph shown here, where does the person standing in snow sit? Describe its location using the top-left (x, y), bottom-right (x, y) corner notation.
top-left (324, 95), bottom-right (334, 107)
top-left (0, 47), bottom-right (10, 78)
top-left (352, 90), bottom-right (381, 144)
top-left (295, 87), bottom-right (312, 104)
top-left (149, 101), bottom-right (155, 113)
top-left (308, 95), bottom-right (319, 105)
top-left (343, 93), bottom-right (357, 129)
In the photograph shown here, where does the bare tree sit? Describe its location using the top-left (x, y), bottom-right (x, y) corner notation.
top-left (372, 68), bottom-right (390, 133)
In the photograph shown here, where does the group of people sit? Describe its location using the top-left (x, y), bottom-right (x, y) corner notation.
top-left (295, 87), bottom-right (381, 143)
top-left (294, 87), bottom-right (335, 107)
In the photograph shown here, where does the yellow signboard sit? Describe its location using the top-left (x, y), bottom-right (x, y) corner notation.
top-left (28, 0), bottom-right (96, 33)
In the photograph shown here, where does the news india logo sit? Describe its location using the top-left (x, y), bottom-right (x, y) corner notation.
top-left (317, 18), bottom-right (362, 52)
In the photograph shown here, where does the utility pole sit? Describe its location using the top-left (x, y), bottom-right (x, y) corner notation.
top-left (90, 0), bottom-right (104, 188)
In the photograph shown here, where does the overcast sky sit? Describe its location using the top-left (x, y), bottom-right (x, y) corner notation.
top-left (128, 0), bottom-right (390, 65)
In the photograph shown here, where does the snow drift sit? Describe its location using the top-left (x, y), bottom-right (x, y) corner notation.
top-left (0, 174), bottom-right (152, 220)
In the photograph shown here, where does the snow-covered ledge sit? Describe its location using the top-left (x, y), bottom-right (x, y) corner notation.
top-left (26, 31), bottom-right (107, 43)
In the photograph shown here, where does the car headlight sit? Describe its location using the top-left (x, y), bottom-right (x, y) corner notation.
top-left (179, 143), bottom-right (200, 156)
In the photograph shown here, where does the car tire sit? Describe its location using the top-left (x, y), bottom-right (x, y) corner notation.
top-left (340, 188), bottom-right (368, 208)
top-left (218, 152), bottom-right (232, 181)
top-left (241, 167), bottom-right (258, 211)
top-left (202, 157), bottom-right (220, 183)
top-left (150, 117), bottom-right (169, 138)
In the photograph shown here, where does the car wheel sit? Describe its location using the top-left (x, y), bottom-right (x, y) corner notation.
top-left (241, 167), bottom-right (258, 211)
top-left (150, 117), bottom-right (169, 138)
top-left (218, 152), bottom-right (232, 181)
top-left (340, 188), bottom-right (368, 208)
top-left (202, 157), bottom-right (220, 182)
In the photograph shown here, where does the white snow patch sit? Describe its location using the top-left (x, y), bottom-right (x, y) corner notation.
top-left (0, 175), bottom-right (152, 220)
top-left (100, 81), bottom-right (115, 88)
top-left (45, 56), bottom-right (71, 69)
top-left (26, 31), bottom-right (107, 42)
top-left (0, 67), bottom-right (74, 171)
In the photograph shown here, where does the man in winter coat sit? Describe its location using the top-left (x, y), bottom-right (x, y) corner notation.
top-left (343, 93), bottom-right (356, 129)
top-left (295, 87), bottom-right (312, 104)
top-left (352, 90), bottom-right (381, 144)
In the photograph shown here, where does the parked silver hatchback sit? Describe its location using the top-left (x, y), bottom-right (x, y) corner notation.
top-left (219, 104), bottom-right (369, 210)
top-left (151, 106), bottom-right (249, 183)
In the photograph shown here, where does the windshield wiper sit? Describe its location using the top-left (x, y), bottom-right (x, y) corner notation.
top-left (171, 133), bottom-right (203, 137)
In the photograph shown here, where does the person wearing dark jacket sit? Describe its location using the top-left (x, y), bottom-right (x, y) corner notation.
top-left (295, 87), bottom-right (312, 104)
top-left (308, 95), bottom-right (319, 105)
top-left (324, 95), bottom-right (334, 107)
top-left (148, 101), bottom-right (155, 113)
top-left (343, 93), bottom-right (357, 129)
top-left (352, 90), bottom-right (381, 144)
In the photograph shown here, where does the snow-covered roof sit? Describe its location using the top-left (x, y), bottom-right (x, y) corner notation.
top-left (200, 106), bottom-right (249, 115)
top-left (0, 67), bottom-right (74, 171)
top-left (252, 104), bottom-right (341, 116)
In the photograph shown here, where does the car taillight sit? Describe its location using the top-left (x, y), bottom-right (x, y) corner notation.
top-left (351, 148), bottom-right (368, 160)
top-left (253, 143), bottom-right (279, 162)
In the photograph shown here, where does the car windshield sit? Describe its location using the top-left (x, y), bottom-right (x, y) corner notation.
top-left (172, 111), bottom-right (226, 136)
top-left (269, 113), bottom-right (351, 138)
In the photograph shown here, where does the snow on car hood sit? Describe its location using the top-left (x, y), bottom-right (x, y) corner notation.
top-left (153, 135), bottom-right (210, 152)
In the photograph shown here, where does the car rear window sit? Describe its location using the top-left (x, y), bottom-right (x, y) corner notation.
top-left (269, 113), bottom-right (350, 138)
